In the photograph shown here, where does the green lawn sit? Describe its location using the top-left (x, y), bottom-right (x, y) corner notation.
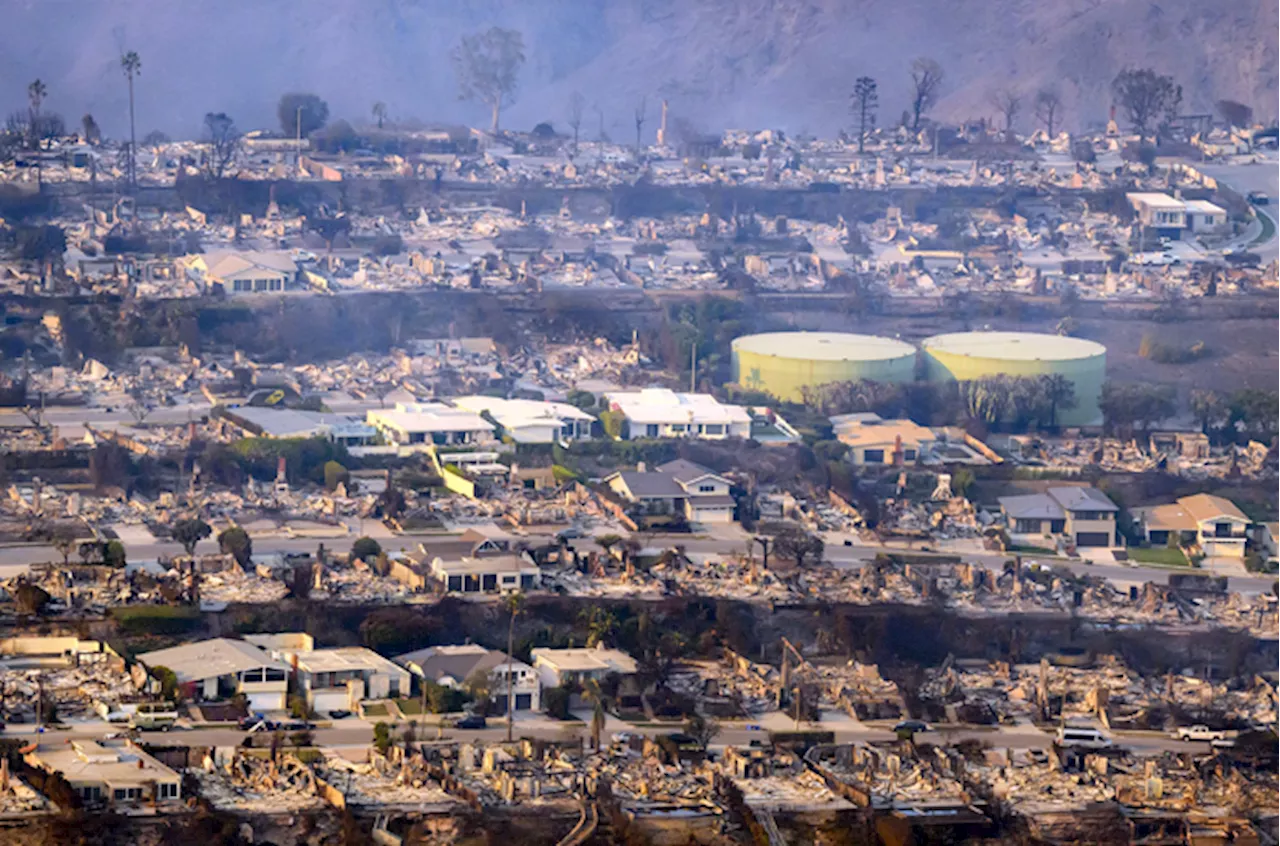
top-left (395, 698), bottom-right (426, 715)
top-left (1127, 546), bottom-right (1190, 567)
top-left (1009, 544), bottom-right (1058, 556)
top-left (363, 703), bottom-right (389, 718)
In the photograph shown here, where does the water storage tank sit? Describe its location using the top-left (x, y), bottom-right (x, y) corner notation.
top-left (921, 331), bottom-right (1106, 426)
top-left (731, 332), bottom-right (917, 403)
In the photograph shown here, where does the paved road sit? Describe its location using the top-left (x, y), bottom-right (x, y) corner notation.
top-left (1196, 153), bottom-right (1280, 262)
top-left (9, 717), bottom-right (1207, 756)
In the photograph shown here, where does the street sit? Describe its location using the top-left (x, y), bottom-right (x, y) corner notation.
top-left (6, 713), bottom-right (1211, 758)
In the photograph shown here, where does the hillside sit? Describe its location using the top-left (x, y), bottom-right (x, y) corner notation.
top-left (0, 0), bottom-right (1274, 139)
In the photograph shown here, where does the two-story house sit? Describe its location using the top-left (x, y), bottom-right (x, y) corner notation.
top-left (1133, 494), bottom-right (1252, 558)
top-left (658, 458), bottom-right (736, 524)
top-left (530, 645), bottom-right (638, 690)
top-left (245, 633), bottom-right (411, 713)
top-left (395, 644), bottom-right (541, 713)
top-left (999, 486), bottom-right (1119, 548)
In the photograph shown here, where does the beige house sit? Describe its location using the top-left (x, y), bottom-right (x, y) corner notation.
top-left (184, 250), bottom-right (298, 295)
top-left (26, 740), bottom-right (181, 806)
top-left (136, 638), bottom-right (289, 712)
top-left (831, 413), bottom-right (936, 465)
top-left (1134, 494), bottom-right (1251, 558)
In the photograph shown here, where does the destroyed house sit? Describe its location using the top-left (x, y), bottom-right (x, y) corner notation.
top-left (26, 740), bottom-right (181, 805)
top-left (395, 644), bottom-right (540, 712)
top-left (1000, 486), bottom-right (1118, 548)
top-left (136, 638), bottom-right (289, 712)
top-left (603, 388), bottom-right (751, 440)
top-left (1133, 494), bottom-right (1251, 558)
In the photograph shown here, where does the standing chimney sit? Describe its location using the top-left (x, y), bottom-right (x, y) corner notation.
top-left (657, 100), bottom-right (669, 147)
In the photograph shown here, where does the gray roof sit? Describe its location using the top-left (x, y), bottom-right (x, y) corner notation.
top-left (394, 645), bottom-right (519, 683)
top-left (1048, 486), bottom-right (1118, 512)
top-left (657, 458), bottom-right (728, 486)
top-left (137, 638), bottom-right (287, 683)
top-left (611, 471), bottom-right (688, 499)
top-left (998, 493), bottom-right (1064, 521)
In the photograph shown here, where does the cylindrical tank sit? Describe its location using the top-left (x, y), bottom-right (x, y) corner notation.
top-left (922, 331), bottom-right (1106, 426)
top-left (731, 332), bottom-right (917, 402)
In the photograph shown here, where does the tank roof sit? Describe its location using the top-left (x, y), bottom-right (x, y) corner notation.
top-left (922, 331), bottom-right (1105, 361)
top-left (732, 332), bottom-right (915, 362)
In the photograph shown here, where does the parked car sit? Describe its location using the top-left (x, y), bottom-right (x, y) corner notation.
top-left (1247, 191), bottom-right (1269, 205)
top-left (281, 720), bottom-right (315, 732)
top-left (1175, 724), bottom-right (1229, 742)
top-left (239, 716), bottom-right (276, 732)
top-left (455, 714), bottom-right (487, 730)
top-left (893, 720), bottom-right (930, 734)
top-left (1056, 726), bottom-right (1112, 749)
top-left (328, 710), bottom-right (352, 720)
top-left (556, 526), bottom-right (586, 541)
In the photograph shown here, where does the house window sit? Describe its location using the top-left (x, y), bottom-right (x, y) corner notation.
top-left (520, 574), bottom-right (535, 590)
top-left (1214, 523), bottom-right (1233, 538)
top-left (79, 786), bottom-right (102, 802)
top-left (158, 783), bottom-right (179, 800)
top-left (113, 787), bottom-right (142, 801)
top-left (698, 484), bottom-right (716, 493)
top-left (1049, 519), bottom-right (1066, 534)
top-left (902, 449), bottom-right (917, 461)
top-left (482, 573), bottom-right (498, 592)
top-left (646, 424), bottom-right (659, 437)
top-left (1015, 519), bottom-right (1042, 534)
top-left (464, 574), bottom-right (480, 592)
top-left (863, 449), bottom-right (885, 463)
top-left (447, 575), bottom-right (463, 592)
top-left (704, 424), bottom-right (723, 435)
top-left (501, 574), bottom-right (517, 585)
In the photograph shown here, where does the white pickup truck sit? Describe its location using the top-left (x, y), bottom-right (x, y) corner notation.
top-left (1174, 725), bottom-right (1232, 742)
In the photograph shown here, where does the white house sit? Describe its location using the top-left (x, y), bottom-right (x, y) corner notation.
top-left (1126, 193), bottom-right (1228, 237)
top-left (429, 553), bottom-right (541, 595)
top-left (1133, 493), bottom-right (1251, 558)
top-left (245, 633), bottom-right (410, 713)
top-left (136, 638), bottom-right (290, 712)
top-left (394, 644), bottom-right (541, 713)
top-left (530, 645), bottom-right (638, 690)
top-left (450, 395), bottom-right (595, 444)
top-left (184, 250), bottom-right (298, 295)
top-left (366, 402), bottom-right (496, 447)
top-left (603, 388), bottom-right (751, 440)
top-left (658, 458), bottom-right (737, 524)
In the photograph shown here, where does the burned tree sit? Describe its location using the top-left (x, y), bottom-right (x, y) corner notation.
top-left (1034, 87), bottom-right (1063, 138)
top-left (851, 76), bottom-right (878, 153)
top-left (908, 57), bottom-right (944, 131)
top-left (202, 112), bottom-right (241, 179)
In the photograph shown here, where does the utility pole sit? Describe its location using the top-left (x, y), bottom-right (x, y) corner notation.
top-left (690, 341), bottom-right (696, 393)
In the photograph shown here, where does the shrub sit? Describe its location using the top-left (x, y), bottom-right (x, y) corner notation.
top-left (112, 606), bottom-right (200, 636)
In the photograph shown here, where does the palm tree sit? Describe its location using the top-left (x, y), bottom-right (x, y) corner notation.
top-left (27, 79), bottom-right (47, 187)
top-left (120, 51), bottom-right (142, 189)
top-left (371, 101), bottom-right (387, 129)
top-left (582, 678), bottom-right (607, 750)
top-left (579, 606), bottom-right (618, 648)
top-left (502, 591), bottom-right (525, 742)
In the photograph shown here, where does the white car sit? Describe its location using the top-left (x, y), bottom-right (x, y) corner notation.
top-left (1174, 725), bottom-right (1229, 742)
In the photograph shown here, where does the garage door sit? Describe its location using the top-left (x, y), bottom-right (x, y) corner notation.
top-left (246, 691), bottom-right (285, 713)
top-left (1076, 532), bottom-right (1111, 548)
top-left (515, 693), bottom-right (532, 711)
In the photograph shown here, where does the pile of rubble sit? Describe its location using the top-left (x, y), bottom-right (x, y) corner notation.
top-left (194, 752), bottom-right (326, 813)
top-left (589, 752), bottom-right (716, 807)
top-left (317, 750), bottom-right (457, 811)
top-left (0, 661), bottom-right (138, 722)
top-left (812, 743), bottom-right (971, 809)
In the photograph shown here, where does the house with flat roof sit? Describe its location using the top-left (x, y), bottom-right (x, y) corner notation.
top-left (429, 553), bottom-right (541, 595)
top-left (26, 739), bottom-right (181, 806)
top-left (366, 402), bottom-right (496, 447)
top-left (1126, 193), bottom-right (1228, 238)
top-left (450, 395), bottom-right (595, 444)
top-left (831, 413), bottom-right (937, 465)
top-left (999, 486), bottom-right (1119, 549)
top-left (603, 388), bottom-right (751, 440)
top-left (1133, 494), bottom-right (1251, 558)
top-left (395, 644), bottom-right (540, 712)
top-left (136, 638), bottom-right (289, 712)
top-left (246, 633), bottom-right (410, 712)
top-left (222, 406), bottom-right (376, 445)
top-left (530, 645), bottom-right (638, 690)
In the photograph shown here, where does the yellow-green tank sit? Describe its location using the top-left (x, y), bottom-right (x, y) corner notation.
top-left (922, 331), bottom-right (1106, 426)
top-left (731, 332), bottom-right (917, 402)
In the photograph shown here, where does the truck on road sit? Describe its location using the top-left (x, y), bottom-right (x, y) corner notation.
top-left (1174, 725), bottom-right (1233, 742)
